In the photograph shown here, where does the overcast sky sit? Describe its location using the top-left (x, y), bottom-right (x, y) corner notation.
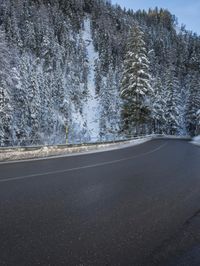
top-left (113, 0), bottom-right (200, 35)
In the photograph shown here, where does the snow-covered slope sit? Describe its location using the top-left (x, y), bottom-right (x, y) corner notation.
top-left (0, 0), bottom-right (200, 146)
top-left (69, 18), bottom-right (101, 143)
top-left (82, 18), bottom-right (100, 141)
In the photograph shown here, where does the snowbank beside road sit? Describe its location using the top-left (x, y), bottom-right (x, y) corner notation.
top-left (191, 136), bottom-right (200, 146)
top-left (0, 138), bottom-right (150, 163)
top-left (0, 135), bottom-right (192, 163)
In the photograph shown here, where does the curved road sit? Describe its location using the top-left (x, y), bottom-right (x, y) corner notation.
top-left (0, 139), bottom-right (200, 265)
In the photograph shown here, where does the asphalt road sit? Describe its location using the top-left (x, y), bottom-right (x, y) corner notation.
top-left (0, 139), bottom-right (200, 266)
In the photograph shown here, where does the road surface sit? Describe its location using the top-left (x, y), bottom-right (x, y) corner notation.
top-left (0, 139), bottom-right (200, 265)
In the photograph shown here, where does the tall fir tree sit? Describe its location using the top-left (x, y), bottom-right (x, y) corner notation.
top-left (185, 73), bottom-right (200, 136)
top-left (120, 25), bottom-right (153, 135)
top-left (197, 110), bottom-right (200, 135)
top-left (164, 69), bottom-right (182, 135)
top-left (151, 77), bottom-right (166, 134)
top-left (0, 29), bottom-right (15, 146)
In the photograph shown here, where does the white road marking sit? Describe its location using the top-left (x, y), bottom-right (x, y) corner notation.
top-left (0, 142), bottom-right (167, 183)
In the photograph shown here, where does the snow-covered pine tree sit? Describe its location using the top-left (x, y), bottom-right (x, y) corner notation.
top-left (164, 69), bottom-right (182, 135)
top-left (120, 25), bottom-right (153, 136)
top-left (0, 29), bottom-right (14, 146)
top-left (185, 73), bottom-right (200, 136)
top-left (99, 67), bottom-right (121, 141)
top-left (151, 78), bottom-right (166, 134)
top-left (197, 109), bottom-right (200, 135)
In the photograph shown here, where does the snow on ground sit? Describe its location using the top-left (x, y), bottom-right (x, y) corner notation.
top-left (0, 135), bottom-right (193, 162)
top-left (0, 138), bottom-right (150, 162)
top-left (68, 17), bottom-right (101, 143)
top-left (191, 135), bottom-right (200, 146)
top-left (160, 135), bottom-right (191, 139)
top-left (69, 101), bottom-right (88, 143)
top-left (82, 17), bottom-right (100, 142)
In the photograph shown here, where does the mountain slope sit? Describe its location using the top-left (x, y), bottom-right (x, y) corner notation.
top-left (0, 0), bottom-right (199, 146)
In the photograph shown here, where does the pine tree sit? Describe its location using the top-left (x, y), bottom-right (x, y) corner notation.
top-left (0, 29), bottom-right (14, 146)
top-left (185, 73), bottom-right (200, 136)
top-left (151, 78), bottom-right (166, 133)
top-left (120, 25), bottom-right (153, 135)
top-left (197, 109), bottom-right (200, 135)
top-left (164, 70), bottom-right (182, 135)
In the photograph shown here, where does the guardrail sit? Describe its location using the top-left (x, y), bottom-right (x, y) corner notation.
top-left (0, 134), bottom-right (192, 162)
top-left (0, 134), bottom-right (150, 149)
top-left (0, 134), bottom-right (191, 151)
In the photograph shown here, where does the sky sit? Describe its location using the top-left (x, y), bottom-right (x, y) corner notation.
top-left (113, 0), bottom-right (200, 35)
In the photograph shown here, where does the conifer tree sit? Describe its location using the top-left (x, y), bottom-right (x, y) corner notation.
top-left (120, 25), bottom-right (153, 135)
top-left (197, 110), bottom-right (200, 135)
top-left (185, 73), bottom-right (200, 136)
top-left (0, 30), bottom-right (14, 146)
top-left (151, 78), bottom-right (166, 133)
top-left (164, 70), bottom-right (182, 135)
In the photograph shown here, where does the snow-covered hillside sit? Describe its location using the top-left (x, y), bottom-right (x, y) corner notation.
top-left (83, 18), bottom-right (100, 141)
top-left (70, 18), bottom-right (101, 143)
top-left (0, 0), bottom-right (200, 146)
